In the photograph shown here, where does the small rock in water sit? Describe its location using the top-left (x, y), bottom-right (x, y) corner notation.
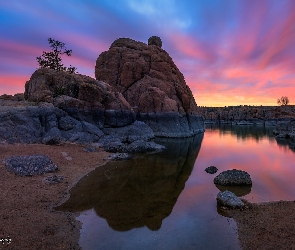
top-left (3, 154), bottom-right (58, 176)
top-left (217, 190), bottom-right (244, 209)
top-left (205, 166), bottom-right (218, 174)
top-left (43, 175), bottom-right (64, 184)
top-left (214, 169), bottom-right (252, 186)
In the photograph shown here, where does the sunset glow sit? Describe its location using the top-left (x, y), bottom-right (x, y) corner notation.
top-left (1, 0), bottom-right (295, 106)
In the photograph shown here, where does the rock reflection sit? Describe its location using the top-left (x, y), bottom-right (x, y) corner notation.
top-left (215, 184), bottom-right (252, 197)
top-left (206, 124), bottom-right (275, 141)
top-left (56, 133), bottom-right (204, 231)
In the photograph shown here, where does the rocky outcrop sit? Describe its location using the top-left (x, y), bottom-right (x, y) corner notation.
top-left (24, 68), bottom-right (135, 128)
top-left (0, 104), bottom-right (104, 144)
top-left (3, 154), bottom-right (58, 176)
top-left (214, 169), bottom-right (252, 186)
top-left (0, 104), bottom-right (164, 153)
top-left (95, 37), bottom-right (204, 137)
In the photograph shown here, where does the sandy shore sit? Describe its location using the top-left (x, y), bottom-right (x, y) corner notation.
top-left (0, 143), bottom-right (109, 249)
top-left (227, 200), bottom-right (295, 250)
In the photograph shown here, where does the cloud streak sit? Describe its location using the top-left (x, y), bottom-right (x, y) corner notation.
top-left (1, 0), bottom-right (295, 106)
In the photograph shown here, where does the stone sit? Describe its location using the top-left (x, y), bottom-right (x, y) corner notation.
top-left (214, 169), bottom-right (252, 186)
top-left (95, 37), bottom-right (204, 137)
top-left (98, 135), bottom-right (124, 152)
top-left (61, 152), bottom-right (73, 160)
top-left (217, 190), bottom-right (244, 209)
top-left (43, 175), bottom-right (65, 184)
top-left (81, 121), bottom-right (104, 138)
top-left (58, 115), bottom-right (79, 131)
top-left (205, 166), bottom-right (218, 174)
top-left (3, 154), bottom-right (58, 176)
top-left (42, 127), bottom-right (63, 145)
top-left (148, 36), bottom-right (162, 47)
top-left (104, 153), bottom-right (132, 161)
top-left (122, 140), bottom-right (165, 153)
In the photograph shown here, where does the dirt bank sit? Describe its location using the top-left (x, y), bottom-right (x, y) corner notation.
top-left (0, 143), bottom-right (109, 249)
top-left (227, 200), bottom-right (295, 249)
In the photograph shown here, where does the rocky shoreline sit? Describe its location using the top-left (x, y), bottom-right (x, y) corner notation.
top-left (197, 105), bottom-right (295, 151)
top-left (197, 105), bottom-right (295, 126)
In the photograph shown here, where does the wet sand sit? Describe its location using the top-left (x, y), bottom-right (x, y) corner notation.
top-left (0, 143), bottom-right (109, 249)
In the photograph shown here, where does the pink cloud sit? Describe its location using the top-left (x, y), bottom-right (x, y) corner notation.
top-left (0, 75), bottom-right (28, 95)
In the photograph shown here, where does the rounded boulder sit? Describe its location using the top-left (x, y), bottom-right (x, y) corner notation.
top-left (214, 169), bottom-right (252, 186)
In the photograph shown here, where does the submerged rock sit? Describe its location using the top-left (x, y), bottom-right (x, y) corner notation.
top-left (214, 169), bottom-right (252, 186)
top-left (3, 154), bottom-right (58, 176)
top-left (217, 190), bottom-right (244, 209)
top-left (205, 166), bottom-right (218, 174)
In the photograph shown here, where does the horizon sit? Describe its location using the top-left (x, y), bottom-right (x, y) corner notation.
top-left (1, 0), bottom-right (295, 107)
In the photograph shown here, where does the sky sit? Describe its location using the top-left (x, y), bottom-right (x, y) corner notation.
top-left (1, 0), bottom-right (295, 107)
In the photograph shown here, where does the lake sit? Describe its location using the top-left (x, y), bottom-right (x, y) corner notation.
top-left (57, 124), bottom-right (295, 250)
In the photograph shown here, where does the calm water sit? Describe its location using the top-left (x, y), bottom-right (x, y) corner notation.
top-left (57, 125), bottom-right (295, 250)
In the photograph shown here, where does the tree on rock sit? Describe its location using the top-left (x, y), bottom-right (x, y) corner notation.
top-left (36, 38), bottom-right (77, 73)
top-left (148, 36), bottom-right (162, 48)
top-left (277, 96), bottom-right (289, 106)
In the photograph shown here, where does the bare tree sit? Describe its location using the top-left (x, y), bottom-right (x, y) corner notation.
top-left (277, 96), bottom-right (289, 106)
top-left (36, 38), bottom-right (77, 73)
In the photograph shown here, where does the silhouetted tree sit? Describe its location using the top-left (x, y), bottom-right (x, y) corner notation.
top-left (36, 38), bottom-right (77, 73)
top-left (277, 96), bottom-right (289, 106)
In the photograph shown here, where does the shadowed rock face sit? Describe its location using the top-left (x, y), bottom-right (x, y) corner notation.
top-left (56, 134), bottom-right (203, 231)
top-left (95, 38), bottom-right (204, 137)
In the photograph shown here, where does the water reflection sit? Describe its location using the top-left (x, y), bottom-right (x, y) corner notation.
top-left (56, 124), bottom-right (295, 250)
top-left (56, 134), bottom-right (203, 231)
top-left (206, 124), bottom-right (275, 142)
top-left (215, 184), bottom-right (252, 197)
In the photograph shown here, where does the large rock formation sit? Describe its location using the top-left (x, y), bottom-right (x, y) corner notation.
top-left (95, 37), bottom-right (204, 137)
top-left (24, 68), bottom-right (135, 128)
